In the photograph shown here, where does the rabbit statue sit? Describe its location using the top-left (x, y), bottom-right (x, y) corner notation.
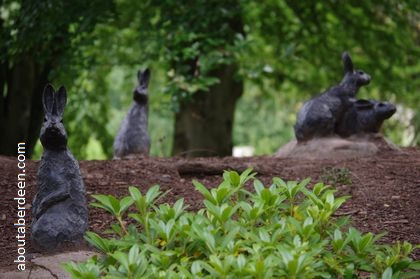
top-left (31, 84), bottom-right (88, 250)
top-left (294, 52), bottom-right (371, 142)
top-left (337, 99), bottom-right (396, 137)
top-left (113, 69), bottom-right (151, 158)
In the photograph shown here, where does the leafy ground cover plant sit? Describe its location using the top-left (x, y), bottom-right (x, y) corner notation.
top-left (64, 169), bottom-right (419, 278)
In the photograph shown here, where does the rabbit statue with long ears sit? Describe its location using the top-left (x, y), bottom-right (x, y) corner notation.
top-left (294, 52), bottom-right (371, 142)
top-left (113, 69), bottom-right (151, 158)
top-left (31, 84), bottom-right (88, 250)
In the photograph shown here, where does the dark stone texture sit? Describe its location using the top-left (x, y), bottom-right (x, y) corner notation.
top-left (294, 52), bottom-right (371, 142)
top-left (337, 99), bottom-right (396, 137)
top-left (32, 84), bottom-right (88, 250)
top-left (113, 69), bottom-right (151, 158)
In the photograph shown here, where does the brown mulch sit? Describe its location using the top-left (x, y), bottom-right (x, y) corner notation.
top-left (1, 148), bottom-right (419, 271)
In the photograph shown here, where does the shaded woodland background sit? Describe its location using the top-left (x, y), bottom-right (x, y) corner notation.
top-left (0, 0), bottom-right (418, 159)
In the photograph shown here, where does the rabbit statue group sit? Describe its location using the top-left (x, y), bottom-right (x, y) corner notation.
top-left (32, 85), bottom-right (88, 250)
top-left (31, 54), bottom-right (397, 247)
top-left (294, 52), bottom-right (396, 142)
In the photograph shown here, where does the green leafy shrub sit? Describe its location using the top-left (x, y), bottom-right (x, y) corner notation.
top-left (64, 169), bottom-right (419, 278)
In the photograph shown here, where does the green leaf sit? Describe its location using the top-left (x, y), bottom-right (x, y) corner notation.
top-left (237, 254), bottom-right (246, 270)
top-left (400, 271), bottom-right (420, 278)
top-left (128, 186), bottom-right (142, 201)
top-left (409, 261), bottom-right (420, 270)
top-left (312, 183), bottom-right (330, 196)
top-left (193, 180), bottom-right (216, 203)
top-left (203, 232), bottom-right (216, 253)
top-left (382, 267), bottom-right (393, 279)
top-left (145, 185), bottom-right (161, 204)
top-left (253, 179), bottom-right (265, 194)
top-left (214, 187), bottom-right (231, 204)
top-left (119, 196), bottom-right (134, 215)
top-left (191, 261), bottom-right (202, 275)
top-left (240, 168), bottom-right (255, 185)
top-left (204, 200), bottom-right (220, 219)
top-left (230, 171), bottom-right (241, 186)
top-left (110, 223), bottom-right (123, 236)
top-left (173, 198), bottom-right (185, 218)
top-left (255, 259), bottom-right (265, 276)
top-left (111, 251), bottom-right (129, 272)
top-left (325, 193), bottom-right (335, 207)
top-left (220, 204), bottom-right (235, 222)
top-left (259, 229), bottom-right (270, 243)
top-left (128, 245), bottom-right (140, 266)
top-left (84, 232), bottom-right (112, 253)
top-left (91, 194), bottom-right (117, 215)
top-left (298, 177), bottom-right (311, 189)
top-left (358, 233), bottom-right (374, 252)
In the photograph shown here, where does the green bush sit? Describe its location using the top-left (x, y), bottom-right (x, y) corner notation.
top-left (64, 169), bottom-right (420, 278)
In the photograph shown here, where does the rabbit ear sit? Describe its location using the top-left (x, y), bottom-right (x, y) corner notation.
top-left (55, 86), bottom-right (67, 117)
top-left (354, 99), bottom-right (374, 110)
top-left (42, 84), bottom-right (55, 116)
top-left (342, 52), bottom-right (354, 74)
top-left (138, 68), bottom-right (151, 87)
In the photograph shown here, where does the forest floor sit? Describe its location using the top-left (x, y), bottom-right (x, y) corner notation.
top-left (1, 147), bottom-right (419, 272)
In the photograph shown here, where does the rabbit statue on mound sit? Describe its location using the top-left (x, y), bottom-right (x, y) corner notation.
top-left (294, 52), bottom-right (371, 142)
top-left (113, 69), bottom-right (151, 158)
top-left (336, 99), bottom-right (396, 138)
top-left (31, 84), bottom-right (88, 250)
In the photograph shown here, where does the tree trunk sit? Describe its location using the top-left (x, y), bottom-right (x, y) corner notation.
top-left (172, 64), bottom-right (243, 157)
top-left (0, 56), bottom-right (49, 157)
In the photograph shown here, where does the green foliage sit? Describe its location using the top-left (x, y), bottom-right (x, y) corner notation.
top-left (8, 1), bottom-right (418, 158)
top-left (64, 169), bottom-right (419, 278)
top-left (233, 86), bottom-right (297, 154)
top-left (128, 0), bottom-right (244, 105)
top-left (1, 0), bottom-right (114, 63)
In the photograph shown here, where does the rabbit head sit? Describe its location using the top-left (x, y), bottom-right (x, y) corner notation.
top-left (372, 100), bottom-right (396, 120)
top-left (340, 52), bottom-right (371, 94)
top-left (133, 68), bottom-right (151, 104)
top-left (353, 99), bottom-right (396, 133)
top-left (40, 84), bottom-right (68, 150)
top-left (354, 99), bottom-right (396, 119)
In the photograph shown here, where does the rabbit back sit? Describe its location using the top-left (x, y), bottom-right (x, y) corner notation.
top-left (295, 89), bottom-right (347, 141)
top-left (31, 199), bottom-right (88, 250)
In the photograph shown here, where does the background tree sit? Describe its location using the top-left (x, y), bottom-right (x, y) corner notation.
top-left (130, 0), bottom-right (246, 157)
top-left (1, 0), bottom-right (418, 159)
top-left (0, 0), bottom-right (114, 157)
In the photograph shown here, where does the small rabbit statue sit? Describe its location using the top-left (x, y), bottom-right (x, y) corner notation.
top-left (31, 84), bottom-right (88, 250)
top-left (337, 99), bottom-right (396, 137)
top-left (113, 69), bottom-right (151, 158)
top-left (294, 52), bottom-right (371, 142)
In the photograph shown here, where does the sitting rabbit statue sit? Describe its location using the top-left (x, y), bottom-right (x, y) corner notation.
top-left (31, 84), bottom-right (88, 250)
top-left (336, 99), bottom-right (396, 137)
top-left (113, 69), bottom-right (151, 158)
top-left (294, 52), bottom-right (371, 142)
